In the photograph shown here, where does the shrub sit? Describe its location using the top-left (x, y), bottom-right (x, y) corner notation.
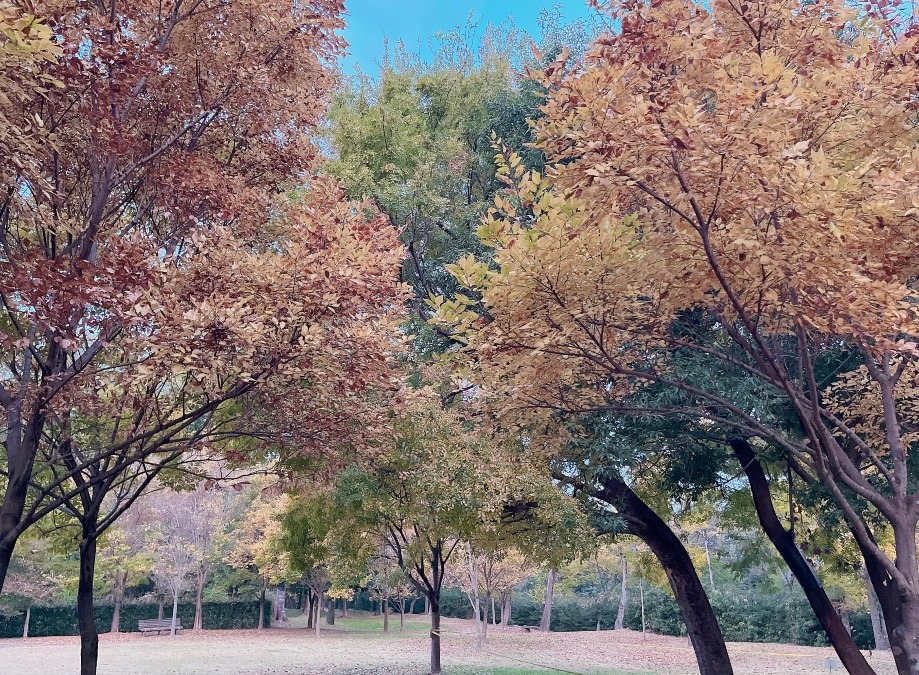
top-left (0, 600), bottom-right (266, 638)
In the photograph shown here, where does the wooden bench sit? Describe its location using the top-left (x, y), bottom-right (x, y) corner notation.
top-left (138, 618), bottom-right (183, 635)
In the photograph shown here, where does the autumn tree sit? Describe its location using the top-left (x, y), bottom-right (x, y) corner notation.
top-left (226, 489), bottom-right (298, 631)
top-left (436, 0), bottom-right (919, 671)
top-left (0, 0), bottom-right (406, 616)
top-left (95, 511), bottom-right (153, 633)
top-left (331, 403), bottom-right (589, 674)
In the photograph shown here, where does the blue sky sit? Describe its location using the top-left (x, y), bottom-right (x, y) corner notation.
top-left (340, 0), bottom-right (598, 73)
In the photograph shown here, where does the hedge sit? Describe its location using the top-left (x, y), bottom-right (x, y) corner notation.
top-left (0, 600), bottom-right (267, 638)
top-left (447, 585), bottom-right (878, 650)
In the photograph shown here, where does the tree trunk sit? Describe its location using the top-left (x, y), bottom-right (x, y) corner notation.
top-left (703, 534), bottom-right (715, 589)
top-left (430, 599), bottom-right (442, 674)
top-left (258, 581), bottom-right (266, 630)
top-left (425, 595), bottom-right (430, 615)
top-left (615, 553), bottom-right (628, 630)
top-left (864, 567), bottom-right (890, 651)
top-left (500, 592), bottom-right (511, 627)
top-left (859, 536), bottom-right (910, 672)
top-left (22, 605), bottom-right (30, 638)
top-left (170, 586), bottom-right (179, 636)
top-left (194, 567), bottom-right (206, 630)
top-left (111, 570), bottom-right (126, 633)
top-left (0, 410), bottom-right (42, 593)
top-left (158, 594), bottom-right (165, 620)
top-left (481, 594), bottom-right (490, 644)
top-left (539, 569), bottom-right (555, 632)
top-left (383, 598), bottom-right (389, 633)
top-left (78, 535), bottom-right (99, 675)
top-left (275, 586), bottom-right (287, 623)
top-left (596, 475), bottom-right (735, 675)
top-left (640, 578), bottom-right (646, 637)
top-left (730, 440), bottom-right (877, 675)
top-left (306, 592), bottom-right (314, 629)
top-left (314, 592), bottom-right (321, 637)
top-left (326, 597), bottom-right (335, 625)
top-left (839, 609), bottom-right (852, 636)
top-left (399, 600), bottom-right (405, 631)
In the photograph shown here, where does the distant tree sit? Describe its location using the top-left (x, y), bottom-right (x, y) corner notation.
top-left (226, 489), bottom-right (297, 631)
top-left (331, 402), bottom-right (590, 674)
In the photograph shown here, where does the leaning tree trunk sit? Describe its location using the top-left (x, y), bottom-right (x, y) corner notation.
top-left (594, 475), bottom-right (735, 675)
top-left (539, 569), bottom-right (555, 632)
top-left (615, 553), bottom-right (628, 630)
top-left (730, 440), bottom-right (878, 675)
top-left (78, 534), bottom-right (100, 675)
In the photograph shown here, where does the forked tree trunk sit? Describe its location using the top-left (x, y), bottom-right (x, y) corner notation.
top-left (615, 553), bottom-right (628, 630)
top-left (78, 534), bottom-right (99, 675)
top-left (539, 569), bottom-right (555, 632)
top-left (730, 440), bottom-right (877, 675)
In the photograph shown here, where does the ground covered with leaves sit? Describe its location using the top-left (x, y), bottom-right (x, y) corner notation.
top-left (0, 615), bottom-right (897, 675)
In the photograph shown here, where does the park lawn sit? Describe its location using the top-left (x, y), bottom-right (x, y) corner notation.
top-left (0, 615), bottom-right (899, 675)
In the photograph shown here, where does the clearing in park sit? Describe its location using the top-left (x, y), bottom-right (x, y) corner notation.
top-left (0, 615), bottom-right (897, 675)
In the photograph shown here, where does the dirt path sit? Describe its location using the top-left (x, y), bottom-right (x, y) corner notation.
top-left (0, 615), bottom-right (899, 674)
